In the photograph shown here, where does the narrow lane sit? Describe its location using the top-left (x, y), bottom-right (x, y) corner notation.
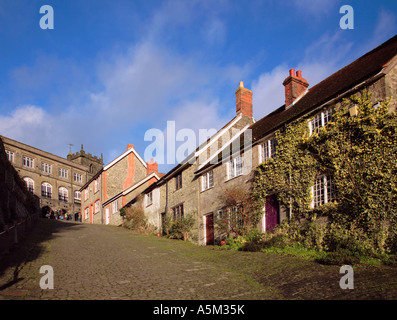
top-left (0, 219), bottom-right (275, 300)
top-left (1, 219), bottom-right (397, 300)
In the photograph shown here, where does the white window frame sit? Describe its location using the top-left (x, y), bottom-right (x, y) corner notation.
top-left (94, 178), bottom-right (100, 193)
top-left (309, 108), bottom-right (333, 135)
top-left (112, 200), bottom-right (118, 214)
top-left (41, 162), bottom-right (52, 174)
top-left (201, 170), bottom-right (214, 191)
top-left (74, 190), bottom-right (81, 200)
top-left (311, 175), bottom-right (335, 208)
top-left (84, 207), bottom-right (90, 220)
top-left (58, 187), bottom-right (68, 202)
top-left (23, 156), bottom-right (34, 168)
top-left (5, 150), bottom-right (14, 162)
top-left (59, 168), bottom-right (68, 179)
top-left (74, 172), bottom-right (83, 183)
top-left (23, 177), bottom-right (34, 193)
top-left (84, 188), bottom-right (89, 201)
top-left (41, 182), bottom-right (52, 198)
top-left (146, 191), bottom-right (153, 206)
top-left (227, 156), bottom-right (243, 180)
top-left (260, 137), bottom-right (277, 162)
top-left (94, 200), bottom-right (100, 213)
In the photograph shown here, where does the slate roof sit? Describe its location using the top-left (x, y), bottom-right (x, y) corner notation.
top-left (251, 34), bottom-right (397, 143)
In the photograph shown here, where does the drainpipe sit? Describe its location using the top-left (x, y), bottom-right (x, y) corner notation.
top-left (165, 180), bottom-right (168, 215)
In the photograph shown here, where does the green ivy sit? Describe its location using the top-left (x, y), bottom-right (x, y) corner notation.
top-left (253, 90), bottom-right (397, 253)
top-left (253, 117), bottom-right (318, 221)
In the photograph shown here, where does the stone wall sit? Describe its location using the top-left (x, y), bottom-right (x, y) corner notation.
top-left (385, 62), bottom-right (397, 111)
top-left (0, 137), bottom-right (40, 256)
top-left (1, 135), bottom-right (95, 220)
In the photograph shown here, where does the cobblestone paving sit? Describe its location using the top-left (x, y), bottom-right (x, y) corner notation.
top-left (1, 219), bottom-right (397, 300)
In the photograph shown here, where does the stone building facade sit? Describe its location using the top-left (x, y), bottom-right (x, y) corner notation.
top-left (0, 137), bottom-right (41, 256)
top-left (80, 144), bottom-right (162, 226)
top-left (1, 136), bottom-right (103, 220)
top-left (134, 34), bottom-right (397, 245)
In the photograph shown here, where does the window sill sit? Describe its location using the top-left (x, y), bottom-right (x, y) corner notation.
top-left (225, 173), bottom-right (243, 183)
top-left (200, 185), bottom-right (214, 193)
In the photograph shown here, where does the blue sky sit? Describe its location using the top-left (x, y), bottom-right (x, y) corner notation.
top-left (0, 0), bottom-right (396, 173)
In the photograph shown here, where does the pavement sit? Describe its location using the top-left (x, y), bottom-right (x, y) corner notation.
top-left (0, 218), bottom-right (397, 300)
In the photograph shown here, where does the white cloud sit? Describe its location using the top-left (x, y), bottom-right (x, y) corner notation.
top-left (251, 65), bottom-right (289, 118)
top-left (1, 37), bottom-right (248, 164)
top-left (0, 105), bottom-right (58, 152)
top-left (202, 18), bottom-right (227, 46)
top-left (360, 9), bottom-right (397, 55)
top-left (291, 0), bottom-right (341, 17)
top-left (251, 32), bottom-right (353, 119)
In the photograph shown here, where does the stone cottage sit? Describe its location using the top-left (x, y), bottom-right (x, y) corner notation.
top-left (133, 34), bottom-right (397, 245)
top-left (80, 144), bottom-right (162, 226)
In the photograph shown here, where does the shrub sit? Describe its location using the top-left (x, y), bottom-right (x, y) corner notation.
top-left (315, 249), bottom-right (360, 265)
top-left (241, 229), bottom-right (265, 252)
top-left (167, 214), bottom-right (195, 241)
top-left (217, 186), bottom-right (260, 238)
top-left (224, 236), bottom-right (246, 251)
top-left (121, 202), bottom-right (157, 234)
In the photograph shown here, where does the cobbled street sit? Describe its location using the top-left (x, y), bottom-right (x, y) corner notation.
top-left (1, 219), bottom-right (397, 300)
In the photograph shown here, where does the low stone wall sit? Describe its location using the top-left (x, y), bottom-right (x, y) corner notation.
top-left (0, 137), bottom-right (40, 256)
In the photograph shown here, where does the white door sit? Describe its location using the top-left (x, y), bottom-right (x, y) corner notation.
top-left (105, 208), bottom-right (110, 225)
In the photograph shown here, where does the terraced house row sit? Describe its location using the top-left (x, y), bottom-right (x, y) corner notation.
top-left (82, 35), bottom-right (397, 245)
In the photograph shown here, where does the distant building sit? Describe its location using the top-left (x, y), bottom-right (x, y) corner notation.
top-left (1, 136), bottom-right (103, 220)
top-left (80, 144), bottom-right (163, 226)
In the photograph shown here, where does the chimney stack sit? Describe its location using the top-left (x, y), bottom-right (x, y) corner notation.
top-left (235, 81), bottom-right (253, 118)
top-left (127, 144), bottom-right (134, 150)
top-left (283, 69), bottom-right (309, 108)
top-left (147, 158), bottom-right (158, 175)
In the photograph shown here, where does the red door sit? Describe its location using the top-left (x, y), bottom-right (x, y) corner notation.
top-left (265, 195), bottom-right (279, 232)
top-left (205, 214), bottom-right (214, 245)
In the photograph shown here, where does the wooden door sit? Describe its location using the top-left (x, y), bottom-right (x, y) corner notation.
top-left (265, 195), bottom-right (279, 232)
top-left (205, 214), bottom-right (214, 245)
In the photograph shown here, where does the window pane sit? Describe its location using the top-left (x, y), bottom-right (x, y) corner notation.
top-left (270, 138), bottom-right (277, 158)
top-left (314, 177), bottom-right (324, 208)
top-left (312, 114), bottom-right (321, 133)
top-left (236, 156), bottom-right (242, 176)
top-left (208, 170), bottom-right (214, 188)
top-left (262, 142), bottom-right (269, 161)
top-left (324, 109), bottom-right (333, 126)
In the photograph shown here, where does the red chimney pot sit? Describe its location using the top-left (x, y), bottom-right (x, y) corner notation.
top-left (283, 69), bottom-right (309, 108)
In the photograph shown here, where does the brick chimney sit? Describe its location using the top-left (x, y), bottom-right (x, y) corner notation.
top-left (235, 81), bottom-right (253, 118)
top-left (146, 158), bottom-right (158, 175)
top-left (283, 69), bottom-right (309, 108)
top-left (127, 144), bottom-right (134, 150)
